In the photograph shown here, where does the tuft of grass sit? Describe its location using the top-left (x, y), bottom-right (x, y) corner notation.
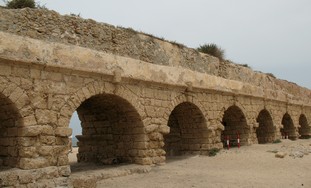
top-left (267, 149), bottom-right (278, 153)
top-left (266, 73), bottom-right (276, 78)
top-left (5, 0), bottom-right (36, 9)
top-left (207, 148), bottom-right (220, 157)
top-left (197, 43), bottom-right (225, 61)
top-left (239, 64), bottom-right (250, 68)
top-left (273, 139), bottom-right (281, 144)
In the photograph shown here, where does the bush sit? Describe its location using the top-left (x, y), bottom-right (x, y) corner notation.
top-left (5, 0), bottom-right (36, 9)
top-left (207, 148), bottom-right (220, 157)
top-left (197, 43), bottom-right (225, 61)
top-left (273, 139), bottom-right (281, 144)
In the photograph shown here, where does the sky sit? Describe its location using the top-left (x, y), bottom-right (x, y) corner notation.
top-left (2, 0), bottom-right (310, 135)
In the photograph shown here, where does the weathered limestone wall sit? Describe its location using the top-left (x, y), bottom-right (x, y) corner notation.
top-left (0, 7), bottom-right (310, 188)
top-left (0, 7), bottom-right (310, 101)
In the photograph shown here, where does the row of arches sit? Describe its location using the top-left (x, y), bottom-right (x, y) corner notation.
top-left (68, 93), bottom-right (310, 166)
top-left (0, 92), bottom-right (310, 170)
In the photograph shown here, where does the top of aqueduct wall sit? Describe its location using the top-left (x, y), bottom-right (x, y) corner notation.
top-left (0, 7), bottom-right (310, 106)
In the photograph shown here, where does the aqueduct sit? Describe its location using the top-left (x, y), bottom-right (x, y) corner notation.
top-left (0, 7), bottom-right (310, 187)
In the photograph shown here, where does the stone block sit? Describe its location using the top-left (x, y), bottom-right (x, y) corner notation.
top-left (57, 116), bottom-right (70, 127)
top-left (8, 146), bottom-right (19, 157)
top-left (41, 71), bottom-right (63, 81)
top-left (12, 66), bottom-right (30, 78)
top-left (57, 155), bottom-right (69, 166)
top-left (30, 68), bottom-right (41, 79)
top-left (144, 124), bottom-right (158, 133)
top-left (134, 157), bottom-right (152, 165)
top-left (41, 125), bottom-right (54, 135)
top-left (19, 157), bottom-right (49, 170)
top-left (152, 156), bottom-right (165, 164)
top-left (0, 64), bottom-right (11, 76)
top-left (17, 171), bottom-right (36, 184)
top-left (9, 87), bottom-right (24, 102)
top-left (35, 109), bottom-right (58, 125)
top-left (18, 137), bottom-right (37, 147)
top-left (0, 171), bottom-right (18, 186)
top-left (18, 126), bottom-right (41, 136)
top-left (19, 147), bottom-right (38, 158)
top-left (55, 127), bottom-right (72, 137)
top-left (148, 132), bottom-right (163, 141)
top-left (58, 166), bottom-right (71, 177)
top-left (22, 115), bottom-right (37, 126)
top-left (38, 146), bottom-right (54, 156)
top-left (40, 166), bottom-right (60, 179)
top-left (55, 137), bottom-right (68, 145)
top-left (158, 124), bottom-right (170, 134)
top-left (40, 136), bottom-right (56, 145)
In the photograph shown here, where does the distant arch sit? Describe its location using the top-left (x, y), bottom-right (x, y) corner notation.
top-left (256, 109), bottom-right (276, 144)
top-left (164, 102), bottom-right (208, 156)
top-left (298, 114), bottom-right (310, 139)
top-left (221, 105), bottom-right (249, 146)
top-left (281, 113), bottom-right (297, 140)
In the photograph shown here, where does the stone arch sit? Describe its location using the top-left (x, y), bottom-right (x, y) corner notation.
top-left (220, 101), bottom-right (249, 123)
top-left (221, 105), bottom-right (250, 146)
top-left (0, 93), bottom-right (22, 169)
top-left (164, 101), bottom-right (209, 156)
top-left (75, 93), bottom-right (146, 164)
top-left (0, 78), bottom-right (32, 113)
top-left (281, 113), bottom-right (297, 140)
top-left (0, 79), bottom-right (35, 170)
top-left (59, 81), bottom-right (147, 165)
top-left (298, 114), bottom-right (310, 139)
top-left (164, 94), bottom-right (208, 123)
top-left (256, 109), bottom-right (276, 144)
top-left (58, 81), bottom-right (145, 128)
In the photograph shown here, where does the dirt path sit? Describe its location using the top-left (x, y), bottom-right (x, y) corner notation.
top-left (96, 139), bottom-right (311, 188)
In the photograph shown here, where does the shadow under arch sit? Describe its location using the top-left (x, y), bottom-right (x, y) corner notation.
top-left (164, 102), bottom-right (209, 156)
top-left (72, 93), bottom-right (146, 167)
top-left (256, 109), bottom-right (276, 144)
top-left (298, 114), bottom-right (310, 139)
top-left (221, 105), bottom-right (249, 146)
top-left (0, 93), bottom-right (22, 170)
top-left (281, 113), bottom-right (297, 140)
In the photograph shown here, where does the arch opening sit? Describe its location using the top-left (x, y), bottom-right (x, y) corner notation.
top-left (256, 109), bottom-right (276, 144)
top-left (164, 102), bottom-right (208, 156)
top-left (281, 113), bottom-right (297, 140)
top-left (221, 106), bottom-right (249, 146)
top-left (70, 94), bottom-right (145, 166)
top-left (298, 114), bottom-right (310, 139)
top-left (68, 111), bottom-right (81, 165)
top-left (0, 93), bottom-right (21, 170)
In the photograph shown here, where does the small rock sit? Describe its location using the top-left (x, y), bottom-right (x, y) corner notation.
top-left (275, 152), bottom-right (287, 158)
top-left (289, 151), bottom-right (304, 158)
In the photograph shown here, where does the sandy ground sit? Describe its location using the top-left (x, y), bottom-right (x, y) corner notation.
top-left (69, 140), bottom-right (311, 188)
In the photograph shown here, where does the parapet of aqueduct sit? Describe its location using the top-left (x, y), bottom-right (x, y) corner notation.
top-left (0, 7), bottom-right (310, 187)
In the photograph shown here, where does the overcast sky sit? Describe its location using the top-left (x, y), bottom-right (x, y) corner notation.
top-left (2, 0), bottom-right (310, 135)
